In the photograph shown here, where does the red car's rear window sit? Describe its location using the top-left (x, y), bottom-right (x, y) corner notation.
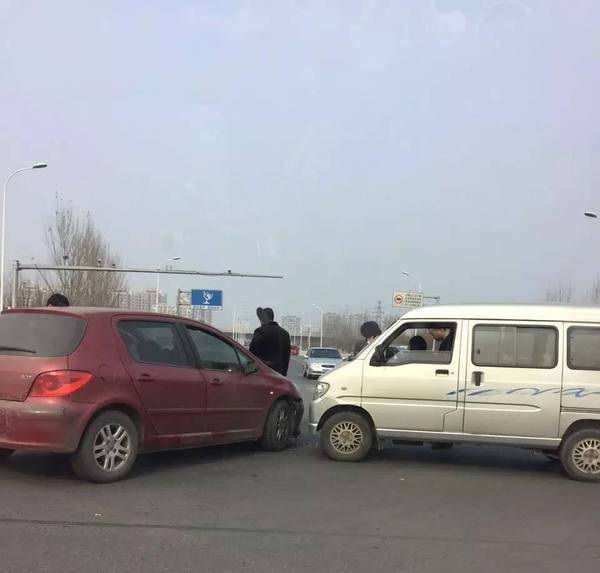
top-left (0, 312), bottom-right (86, 357)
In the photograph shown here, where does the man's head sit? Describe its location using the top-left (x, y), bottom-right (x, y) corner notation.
top-left (429, 328), bottom-right (449, 342)
top-left (256, 307), bottom-right (275, 325)
top-left (46, 293), bottom-right (70, 307)
top-left (360, 321), bottom-right (382, 342)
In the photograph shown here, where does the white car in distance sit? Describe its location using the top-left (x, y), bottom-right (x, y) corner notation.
top-left (303, 347), bottom-right (343, 379)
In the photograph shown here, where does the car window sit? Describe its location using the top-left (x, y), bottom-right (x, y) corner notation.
top-left (373, 322), bottom-right (457, 366)
top-left (187, 327), bottom-right (241, 372)
top-left (568, 327), bottom-right (600, 370)
top-left (309, 348), bottom-right (341, 359)
top-left (0, 312), bottom-right (86, 357)
top-left (472, 325), bottom-right (557, 369)
top-left (236, 348), bottom-right (253, 370)
top-left (118, 321), bottom-right (190, 367)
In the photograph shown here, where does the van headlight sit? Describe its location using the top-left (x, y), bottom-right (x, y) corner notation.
top-left (313, 381), bottom-right (330, 400)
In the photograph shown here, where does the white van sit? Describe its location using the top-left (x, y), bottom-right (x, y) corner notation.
top-left (309, 305), bottom-right (600, 482)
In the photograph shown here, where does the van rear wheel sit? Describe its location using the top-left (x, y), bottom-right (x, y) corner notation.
top-left (70, 410), bottom-right (139, 483)
top-left (560, 428), bottom-right (600, 482)
top-left (0, 448), bottom-right (14, 459)
top-left (320, 411), bottom-right (373, 462)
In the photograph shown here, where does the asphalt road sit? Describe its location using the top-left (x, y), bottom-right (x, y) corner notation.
top-left (1, 357), bottom-right (599, 573)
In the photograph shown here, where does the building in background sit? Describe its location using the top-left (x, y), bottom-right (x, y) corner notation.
top-left (116, 289), bottom-right (167, 312)
top-left (282, 315), bottom-right (301, 344)
top-left (323, 312), bottom-right (342, 336)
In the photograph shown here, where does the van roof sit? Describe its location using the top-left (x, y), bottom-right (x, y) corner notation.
top-left (402, 304), bottom-right (600, 323)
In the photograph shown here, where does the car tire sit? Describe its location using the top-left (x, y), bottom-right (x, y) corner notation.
top-left (70, 410), bottom-right (139, 483)
top-left (261, 400), bottom-right (293, 452)
top-left (320, 411), bottom-right (373, 462)
top-left (0, 448), bottom-right (14, 459)
top-left (560, 427), bottom-right (600, 482)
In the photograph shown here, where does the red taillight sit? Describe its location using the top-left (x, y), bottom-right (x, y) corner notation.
top-left (29, 370), bottom-right (93, 398)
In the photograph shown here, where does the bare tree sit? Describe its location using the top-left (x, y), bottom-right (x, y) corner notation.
top-left (45, 197), bottom-right (127, 306)
top-left (545, 282), bottom-right (573, 304)
top-left (587, 277), bottom-right (600, 305)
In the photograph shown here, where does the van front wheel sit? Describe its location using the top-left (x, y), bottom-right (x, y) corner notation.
top-left (320, 411), bottom-right (373, 462)
top-left (560, 428), bottom-right (600, 482)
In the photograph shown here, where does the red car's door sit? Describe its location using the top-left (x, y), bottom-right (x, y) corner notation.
top-left (116, 319), bottom-right (207, 436)
top-left (184, 325), bottom-right (270, 440)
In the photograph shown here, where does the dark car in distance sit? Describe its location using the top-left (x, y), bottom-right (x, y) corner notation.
top-left (0, 308), bottom-right (303, 482)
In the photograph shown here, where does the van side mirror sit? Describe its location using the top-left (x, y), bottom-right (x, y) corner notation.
top-left (244, 361), bottom-right (259, 375)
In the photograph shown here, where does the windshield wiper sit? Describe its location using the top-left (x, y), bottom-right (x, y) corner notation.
top-left (0, 346), bottom-right (37, 354)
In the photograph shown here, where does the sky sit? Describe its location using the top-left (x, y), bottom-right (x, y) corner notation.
top-left (1, 0), bottom-right (600, 328)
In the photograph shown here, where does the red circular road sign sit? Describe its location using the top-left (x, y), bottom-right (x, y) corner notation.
top-left (393, 293), bottom-right (404, 306)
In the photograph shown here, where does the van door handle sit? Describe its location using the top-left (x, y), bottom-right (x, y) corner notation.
top-left (472, 371), bottom-right (484, 387)
top-left (137, 374), bottom-right (154, 382)
top-left (210, 378), bottom-right (224, 386)
top-left (435, 369), bottom-right (449, 376)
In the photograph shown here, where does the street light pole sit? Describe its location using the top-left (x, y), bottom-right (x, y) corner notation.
top-left (402, 270), bottom-right (422, 293)
top-left (1, 163), bottom-right (47, 311)
top-left (313, 303), bottom-right (324, 347)
top-left (155, 256), bottom-right (181, 311)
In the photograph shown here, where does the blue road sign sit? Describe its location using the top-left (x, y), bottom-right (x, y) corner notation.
top-left (191, 289), bottom-right (223, 310)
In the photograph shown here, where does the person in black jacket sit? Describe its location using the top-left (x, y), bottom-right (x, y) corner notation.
top-left (249, 307), bottom-right (291, 376)
top-left (46, 293), bottom-right (70, 307)
top-left (353, 321), bottom-right (382, 356)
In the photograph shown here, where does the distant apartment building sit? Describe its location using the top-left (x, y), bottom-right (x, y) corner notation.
top-left (282, 315), bottom-right (301, 334)
top-left (116, 289), bottom-right (167, 312)
top-left (113, 290), bottom-right (213, 323)
top-left (178, 305), bottom-right (213, 324)
top-left (323, 312), bottom-right (342, 335)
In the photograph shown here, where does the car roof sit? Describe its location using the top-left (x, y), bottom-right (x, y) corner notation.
top-left (3, 307), bottom-right (207, 323)
top-left (402, 304), bottom-right (600, 323)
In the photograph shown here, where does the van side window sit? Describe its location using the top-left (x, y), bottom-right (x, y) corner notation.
top-left (568, 327), bottom-right (600, 370)
top-left (372, 322), bottom-right (456, 367)
top-left (472, 325), bottom-right (557, 369)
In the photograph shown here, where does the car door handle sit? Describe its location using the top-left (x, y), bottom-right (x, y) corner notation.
top-left (435, 369), bottom-right (449, 376)
top-left (136, 374), bottom-right (155, 382)
top-left (210, 378), bottom-right (224, 386)
top-left (472, 371), bottom-right (484, 387)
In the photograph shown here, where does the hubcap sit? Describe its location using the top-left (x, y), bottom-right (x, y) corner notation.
top-left (275, 409), bottom-right (290, 442)
top-left (330, 421), bottom-right (363, 454)
top-left (93, 424), bottom-right (131, 473)
top-left (572, 439), bottom-right (600, 474)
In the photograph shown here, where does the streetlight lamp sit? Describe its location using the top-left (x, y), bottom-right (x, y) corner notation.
top-left (1, 163), bottom-right (47, 311)
top-left (584, 211), bottom-right (598, 219)
top-left (155, 256), bottom-right (181, 311)
top-left (312, 303), bottom-right (324, 347)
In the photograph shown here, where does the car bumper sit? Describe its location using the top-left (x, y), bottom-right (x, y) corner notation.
top-left (309, 394), bottom-right (339, 435)
top-left (0, 398), bottom-right (88, 453)
top-left (307, 367), bottom-right (336, 378)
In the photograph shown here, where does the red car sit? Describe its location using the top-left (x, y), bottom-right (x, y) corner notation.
top-left (0, 308), bottom-right (303, 482)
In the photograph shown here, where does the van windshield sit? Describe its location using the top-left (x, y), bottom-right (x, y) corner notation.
top-left (0, 313), bottom-right (86, 357)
